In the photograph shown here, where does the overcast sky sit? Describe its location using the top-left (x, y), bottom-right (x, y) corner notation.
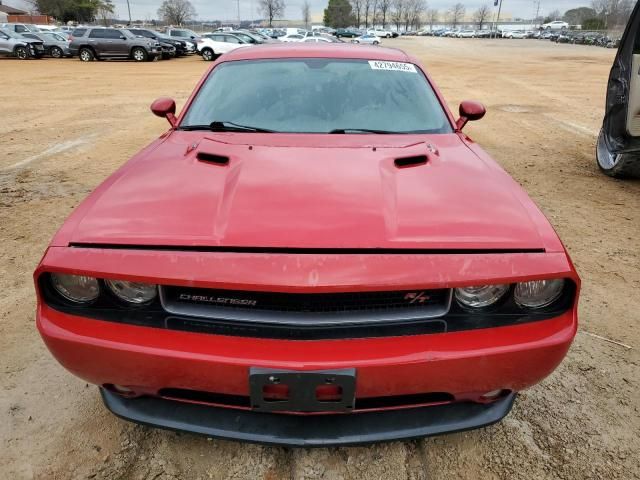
top-left (14, 0), bottom-right (595, 23)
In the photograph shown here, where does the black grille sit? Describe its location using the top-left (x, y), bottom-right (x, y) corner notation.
top-left (162, 286), bottom-right (449, 313)
top-left (159, 286), bottom-right (452, 326)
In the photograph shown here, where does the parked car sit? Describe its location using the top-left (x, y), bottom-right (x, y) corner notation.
top-left (0, 27), bottom-right (44, 59)
top-left (21, 31), bottom-right (71, 58)
top-left (302, 36), bottom-right (334, 43)
top-left (504, 30), bottom-right (526, 39)
top-left (542, 20), bottom-right (569, 30)
top-left (335, 28), bottom-right (359, 38)
top-left (0, 22), bottom-right (41, 34)
top-left (548, 31), bottom-right (562, 41)
top-left (367, 29), bottom-right (393, 38)
top-left (597, 2), bottom-right (640, 177)
top-left (69, 27), bottom-right (161, 62)
top-left (198, 33), bottom-right (249, 61)
top-left (35, 42), bottom-right (580, 448)
top-left (227, 30), bottom-right (271, 44)
top-left (456, 30), bottom-right (476, 38)
top-left (279, 33), bottom-right (304, 42)
top-left (164, 28), bottom-right (199, 52)
top-left (475, 30), bottom-right (492, 38)
top-left (128, 28), bottom-right (187, 57)
top-left (351, 33), bottom-right (381, 45)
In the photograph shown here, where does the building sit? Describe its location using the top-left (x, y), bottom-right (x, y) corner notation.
top-left (0, 1), bottom-right (27, 16)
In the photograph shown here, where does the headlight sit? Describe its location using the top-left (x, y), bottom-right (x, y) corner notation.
top-left (106, 279), bottom-right (157, 304)
top-left (514, 279), bottom-right (564, 308)
top-left (455, 284), bottom-right (509, 308)
top-left (51, 273), bottom-right (100, 303)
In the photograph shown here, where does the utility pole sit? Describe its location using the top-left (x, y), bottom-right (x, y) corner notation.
top-left (533, 0), bottom-right (541, 28)
top-left (494, 0), bottom-right (503, 38)
top-left (126, 0), bottom-right (132, 25)
top-left (237, 0), bottom-right (241, 27)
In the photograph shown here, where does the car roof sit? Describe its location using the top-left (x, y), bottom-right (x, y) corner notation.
top-left (221, 43), bottom-right (411, 62)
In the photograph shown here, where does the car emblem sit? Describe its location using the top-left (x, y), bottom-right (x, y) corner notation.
top-left (404, 292), bottom-right (430, 304)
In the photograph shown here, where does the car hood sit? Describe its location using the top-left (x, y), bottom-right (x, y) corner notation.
top-left (62, 132), bottom-right (553, 251)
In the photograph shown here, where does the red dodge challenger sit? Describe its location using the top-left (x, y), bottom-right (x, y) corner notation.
top-left (35, 44), bottom-right (579, 447)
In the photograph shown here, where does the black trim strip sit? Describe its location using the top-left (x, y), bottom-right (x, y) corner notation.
top-left (38, 275), bottom-right (576, 340)
top-left (100, 388), bottom-right (516, 447)
top-left (69, 243), bottom-right (546, 255)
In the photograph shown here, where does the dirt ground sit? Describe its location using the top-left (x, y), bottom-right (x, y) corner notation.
top-left (1, 37), bottom-right (639, 479)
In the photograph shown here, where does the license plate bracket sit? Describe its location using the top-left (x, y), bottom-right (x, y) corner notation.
top-left (249, 368), bottom-right (356, 412)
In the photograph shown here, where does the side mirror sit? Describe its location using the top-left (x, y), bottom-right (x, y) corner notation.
top-left (150, 97), bottom-right (177, 128)
top-left (456, 100), bottom-right (486, 131)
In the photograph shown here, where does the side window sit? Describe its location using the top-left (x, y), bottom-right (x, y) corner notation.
top-left (89, 30), bottom-right (104, 38)
top-left (72, 28), bottom-right (86, 36)
top-left (16, 25), bottom-right (27, 33)
top-left (22, 33), bottom-right (37, 39)
top-left (226, 36), bottom-right (241, 43)
top-left (103, 29), bottom-right (123, 39)
top-left (212, 35), bottom-right (224, 41)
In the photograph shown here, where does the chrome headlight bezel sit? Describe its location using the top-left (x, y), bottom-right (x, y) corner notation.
top-left (105, 279), bottom-right (158, 305)
top-left (50, 273), bottom-right (100, 304)
top-left (514, 279), bottom-right (565, 309)
top-left (454, 284), bottom-right (510, 309)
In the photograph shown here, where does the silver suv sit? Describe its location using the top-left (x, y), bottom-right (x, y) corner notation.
top-left (69, 27), bottom-right (160, 62)
top-left (0, 27), bottom-right (44, 59)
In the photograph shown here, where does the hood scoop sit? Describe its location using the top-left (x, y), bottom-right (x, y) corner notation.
top-left (394, 155), bottom-right (428, 168)
top-left (197, 152), bottom-right (229, 166)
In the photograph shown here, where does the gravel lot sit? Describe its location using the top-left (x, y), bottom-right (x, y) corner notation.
top-left (1, 37), bottom-right (639, 480)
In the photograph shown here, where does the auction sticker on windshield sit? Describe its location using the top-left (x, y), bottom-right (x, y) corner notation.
top-left (368, 61), bottom-right (417, 73)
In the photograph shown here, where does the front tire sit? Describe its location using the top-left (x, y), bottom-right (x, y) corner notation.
top-left (79, 47), bottom-right (94, 61)
top-left (14, 46), bottom-right (28, 59)
top-left (50, 46), bottom-right (63, 58)
top-left (373, 41), bottom-right (379, 45)
top-left (131, 47), bottom-right (147, 62)
top-left (596, 129), bottom-right (640, 178)
top-left (201, 48), bottom-right (214, 61)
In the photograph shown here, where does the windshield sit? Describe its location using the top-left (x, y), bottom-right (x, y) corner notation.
top-left (173, 29), bottom-right (197, 37)
top-left (42, 32), bottom-right (65, 41)
top-left (1, 28), bottom-right (21, 39)
top-left (182, 59), bottom-right (451, 134)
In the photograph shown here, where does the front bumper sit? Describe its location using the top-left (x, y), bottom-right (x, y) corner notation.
top-left (101, 387), bottom-right (516, 447)
top-left (36, 247), bottom-right (578, 444)
top-left (38, 302), bottom-right (575, 408)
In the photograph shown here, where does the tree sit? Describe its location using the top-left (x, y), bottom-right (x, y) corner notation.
top-left (543, 9), bottom-right (561, 22)
top-left (350, 0), bottom-right (363, 28)
top-left (378, 0), bottom-right (391, 27)
top-left (364, 0), bottom-right (374, 28)
top-left (591, 0), bottom-right (634, 28)
top-left (474, 4), bottom-right (490, 29)
top-left (391, 0), bottom-right (405, 31)
top-left (259, 0), bottom-right (285, 27)
top-left (426, 8), bottom-right (438, 30)
top-left (324, 0), bottom-right (354, 28)
top-left (403, 0), bottom-right (425, 31)
top-left (302, 0), bottom-right (311, 28)
top-left (97, 0), bottom-right (115, 25)
top-left (157, 0), bottom-right (196, 25)
top-left (31, 0), bottom-right (112, 23)
top-left (448, 2), bottom-right (465, 28)
top-left (563, 6), bottom-right (596, 25)
top-left (371, 0), bottom-right (379, 28)
top-left (583, 17), bottom-right (606, 28)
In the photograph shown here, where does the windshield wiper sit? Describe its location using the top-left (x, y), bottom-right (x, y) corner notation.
top-left (210, 121), bottom-right (276, 133)
top-left (328, 128), bottom-right (398, 134)
top-left (179, 121), bottom-right (276, 133)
